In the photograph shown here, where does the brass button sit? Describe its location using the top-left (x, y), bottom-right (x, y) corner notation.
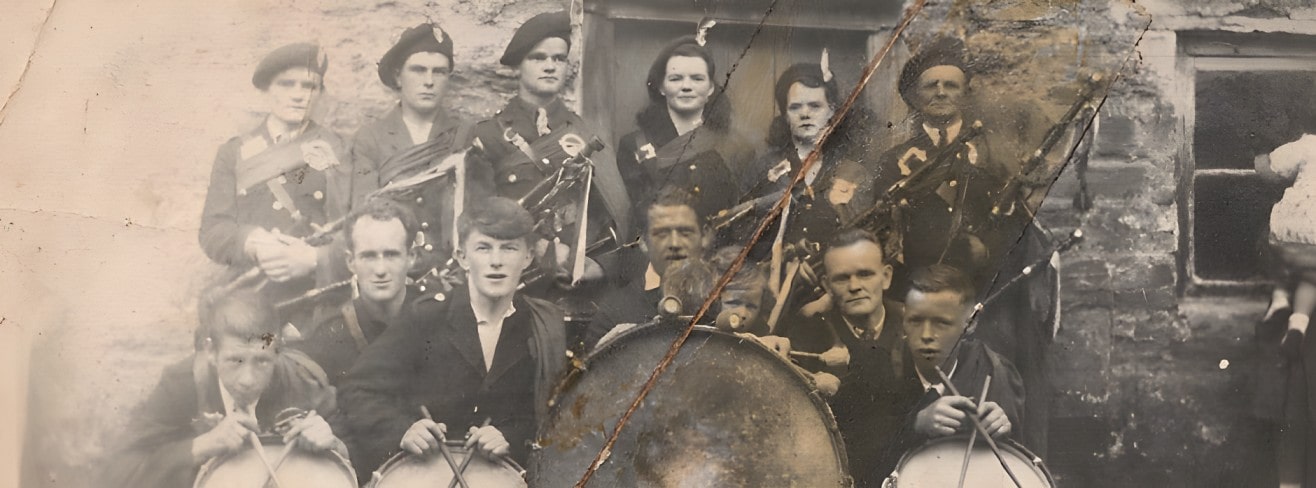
top-left (313, 190), bottom-right (324, 200)
top-left (508, 174), bottom-right (518, 183)
top-left (416, 197), bottom-right (424, 204)
top-left (421, 222), bottom-right (430, 230)
top-left (424, 244), bottom-right (434, 252)
top-left (272, 201), bottom-right (283, 210)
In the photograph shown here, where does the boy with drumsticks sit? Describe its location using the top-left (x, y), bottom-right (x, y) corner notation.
top-left (103, 287), bottom-right (345, 488)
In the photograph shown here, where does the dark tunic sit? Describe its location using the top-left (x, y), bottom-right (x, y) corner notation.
top-left (336, 288), bottom-right (567, 480)
top-left (296, 287), bottom-right (419, 386)
top-left (102, 352), bottom-right (336, 488)
top-left (348, 107), bottom-right (473, 289)
top-left (733, 144), bottom-right (875, 254)
top-left (616, 109), bottom-right (753, 223)
top-left (582, 266), bottom-right (663, 351)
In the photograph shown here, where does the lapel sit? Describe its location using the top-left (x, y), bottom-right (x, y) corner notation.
top-left (440, 289), bottom-right (491, 374)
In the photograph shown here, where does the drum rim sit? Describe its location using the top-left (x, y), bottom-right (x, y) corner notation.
top-left (532, 323), bottom-right (851, 484)
top-left (193, 439), bottom-right (359, 488)
top-left (888, 434), bottom-right (1055, 485)
top-left (367, 442), bottom-right (526, 488)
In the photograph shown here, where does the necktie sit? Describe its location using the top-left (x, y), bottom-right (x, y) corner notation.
top-left (536, 107), bottom-right (551, 136)
top-left (936, 128), bottom-right (947, 147)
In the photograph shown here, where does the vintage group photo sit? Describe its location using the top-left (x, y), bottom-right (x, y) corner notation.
top-left (6, 0), bottom-right (1316, 486)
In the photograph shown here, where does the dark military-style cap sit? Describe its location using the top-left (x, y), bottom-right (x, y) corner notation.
top-left (499, 11), bottom-right (571, 67)
top-left (378, 23), bottom-right (455, 89)
top-left (897, 37), bottom-right (972, 109)
top-left (773, 62), bottom-right (839, 113)
top-left (252, 42), bottom-right (329, 90)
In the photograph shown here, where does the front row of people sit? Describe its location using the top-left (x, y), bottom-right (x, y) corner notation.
top-left (110, 191), bottom-right (1023, 487)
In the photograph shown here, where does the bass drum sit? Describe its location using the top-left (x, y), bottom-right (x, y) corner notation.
top-left (367, 442), bottom-right (527, 488)
top-left (530, 324), bottom-right (850, 487)
top-left (883, 435), bottom-right (1054, 488)
top-left (194, 436), bottom-right (357, 488)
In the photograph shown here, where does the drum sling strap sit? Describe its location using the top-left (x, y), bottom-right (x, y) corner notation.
top-left (340, 302), bottom-right (369, 352)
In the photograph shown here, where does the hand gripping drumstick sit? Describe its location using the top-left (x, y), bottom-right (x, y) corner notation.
top-left (956, 377), bottom-right (992, 488)
top-left (446, 418), bottom-right (492, 488)
top-left (935, 367), bottom-right (1022, 488)
top-left (420, 406), bottom-right (472, 488)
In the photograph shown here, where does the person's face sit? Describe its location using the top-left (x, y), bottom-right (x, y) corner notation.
top-left (210, 333), bottom-right (278, 408)
top-left (518, 37), bottom-right (570, 97)
top-left (914, 65), bottom-right (967, 121)
top-left (660, 55), bottom-right (714, 116)
top-left (347, 217), bottom-right (414, 305)
top-left (266, 67), bottom-right (323, 126)
top-left (786, 82), bottom-right (834, 144)
top-left (903, 289), bottom-right (972, 371)
top-left (645, 205), bottom-right (706, 277)
top-left (823, 241), bottom-right (892, 319)
top-left (457, 229), bottom-right (534, 301)
top-left (397, 52), bottom-right (451, 114)
top-left (720, 282), bottom-right (765, 330)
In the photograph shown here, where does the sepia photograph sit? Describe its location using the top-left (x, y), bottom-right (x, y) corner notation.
top-left (2, 0), bottom-right (1314, 486)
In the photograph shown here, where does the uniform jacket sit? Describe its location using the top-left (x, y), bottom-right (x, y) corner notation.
top-left (337, 287), bottom-right (567, 478)
top-left (348, 106), bottom-right (473, 285)
top-left (616, 109), bottom-right (754, 222)
top-left (102, 351), bottom-right (336, 488)
top-left (297, 287), bottom-right (419, 386)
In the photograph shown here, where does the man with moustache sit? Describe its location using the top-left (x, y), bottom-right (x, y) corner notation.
top-left (199, 43), bottom-right (351, 314)
top-left (466, 10), bottom-right (630, 290)
top-left (583, 186), bottom-right (709, 350)
top-left (338, 197), bottom-right (567, 477)
top-left (349, 23), bottom-right (472, 293)
top-left (298, 198), bottom-right (420, 387)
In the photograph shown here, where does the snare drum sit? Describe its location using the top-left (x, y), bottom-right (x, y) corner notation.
top-left (368, 442), bottom-right (527, 488)
top-left (530, 324), bottom-right (850, 487)
top-left (883, 435), bottom-right (1054, 488)
top-left (194, 436), bottom-right (357, 488)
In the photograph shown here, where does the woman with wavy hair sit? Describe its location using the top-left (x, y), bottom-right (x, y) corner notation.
top-left (615, 31), bottom-right (754, 222)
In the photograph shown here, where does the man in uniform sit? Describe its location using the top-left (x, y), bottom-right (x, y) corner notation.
top-left (199, 42), bottom-right (351, 309)
top-left (338, 197), bottom-right (568, 479)
top-left (299, 198), bottom-right (420, 386)
top-left (800, 229), bottom-right (907, 486)
top-left (349, 23), bottom-right (473, 292)
top-left (104, 288), bottom-right (344, 488)
top-left (466, 10), bottom-right (631, 289)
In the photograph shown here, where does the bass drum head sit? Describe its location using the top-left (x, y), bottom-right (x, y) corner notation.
top-left (368, 444), bottom-right (527, 488)
top-left (530, 324), bottom-right (849, 487)
top-left (884, 435), bottom-right (1054, 488)
top-left (194, 439), bottom-right (357, 488)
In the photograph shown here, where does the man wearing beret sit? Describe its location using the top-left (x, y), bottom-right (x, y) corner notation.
top-left (199, 42), bottom-right (351, 316)
top-left (871, 36), bottom-right (1056, 454)
top-left (465, 11), bottom-right (631, 296)
top-left (349, 23), bottom-right (473, 294)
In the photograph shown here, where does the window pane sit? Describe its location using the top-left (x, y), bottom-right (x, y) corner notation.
top-left (1193, 173), bottom-right (1285, 281)
top-left (1194, 70), bottom-right (1316, 170)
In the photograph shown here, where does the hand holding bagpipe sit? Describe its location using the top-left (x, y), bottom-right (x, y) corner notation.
top-left (991, 73), bottom-right (1105, 218)
top-left (518, 136), bottom-right (608, 288)
top-left (844, 121), bottom-right (987, 232)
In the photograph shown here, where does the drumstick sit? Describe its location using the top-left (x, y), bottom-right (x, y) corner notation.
top-left (420, 406), bottom-right (472, 488)
top-left (935, 367), bottom-right (1022, 488)
top-left (268, 409), bottom-right (315, 476)
top-left (246, 432), bottom-right (284, 488)
top-left (956, 376), bottom-right (992, 488)
top-left (446, 418), bottom-right (492, 488)
top-left (788, 350), bottom-right (822, 360)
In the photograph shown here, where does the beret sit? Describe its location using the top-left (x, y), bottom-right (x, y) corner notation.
top-left (773, 63), bottom-right (835, 112)
top-left (252, 42), bottom-right (328, 90)
top-left (378, 23), bottom-right (455, 89)
top-left (897, 37), bottom-right (972, 109)
top-left (499, 11), bottom-right (571, 67)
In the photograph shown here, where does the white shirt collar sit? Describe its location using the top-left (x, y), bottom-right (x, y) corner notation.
top-left (841, 304), bottom-right (886, 342)
top-left (922, 118), bottom-right (963, 147)
top-left (470, 288), bottom-right (517, 372)
top-left (218, 379), bottom-right (258, 417)
top-left (402, 117), bottom-right (433, 146)
top-left (916, 359), bottom-right (959, 394)
top-left (644, 263), bottom-right (662, 292)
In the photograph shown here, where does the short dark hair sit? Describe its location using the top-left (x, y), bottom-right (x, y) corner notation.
top-left (344, 198), bottom-right (420, 252)
top-left (823, 228), bottom-right (885, 263)
top-left (637, 185), bottom-right (706, 232)
top-left (458, 196), bottom-right (536, 244)
top-left (907, 264), bottom-right (976, 305)
top-left (197, 287), bottom-right (282, 350)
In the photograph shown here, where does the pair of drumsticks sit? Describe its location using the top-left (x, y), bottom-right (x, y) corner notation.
top-left (420, 405), bottom-right (492, 488)
top-left (247, 409), bottom-right (317, 488)
top-left (933, 368), bottom-right (1023, 488)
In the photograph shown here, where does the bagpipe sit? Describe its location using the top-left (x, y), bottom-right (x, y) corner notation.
top-left (225, 137), bottom-right (471, 303)
top-left (991, 73), bottom-right (1105, 218)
